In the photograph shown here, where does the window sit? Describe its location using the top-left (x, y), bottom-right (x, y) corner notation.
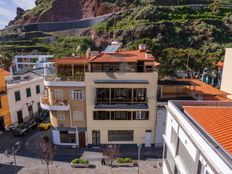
top-left (73, 111), bottom-right (84, 121)
top-left (96, 88), bottom-right (110, 103)
top-left (93, 111), bottom-right (110, 120)
top-left (176, 139), bottom-right (194, 174)
top-left (111, 111), bottom-right (131, 120)
top-left (60, 131), bottom-right (76, 143)
top-left (57, 111), bottom-right (65, 121)
top-left (36, 85), bottom-right (40, 94)
top-left (132, 111), bottom-right (149, 120)
top-left (111, 88), bottom-right (132, 103)
top-left (15, 91), bottom-right (21, 102)
top-left (0, 98), bottom-right (2, 109)
top-left (26, 88), bottom-right (31, 97)
top-left (133, 88), bottom-right (146, 102)
top-left (54, 89), bottom-right (63, 100)
top-left (108, 130), bottom-right (133, 141)
top-left (197, 161), bottom-right (202, 174)
top-left (72, 90), bottom-right (83, 100)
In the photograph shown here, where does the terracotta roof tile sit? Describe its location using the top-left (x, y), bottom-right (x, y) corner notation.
top-left (179, 79), bottom-right (230, 101)
top-left (89, 50), bottom-right (156, 63)
top-left (184, 106), bottom-right (232, 154)
top-left (54, 58), bottom-right (89, 64)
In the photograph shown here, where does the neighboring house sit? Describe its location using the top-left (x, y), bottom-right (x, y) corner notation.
top-left (155, 79), bottom-right (230, 147)
top-left (6, 69), bottom-right (44, 124)
top-left (221, 48), bottom-right (232, 99)
top-left (13, 55), bottom-right (54, 71)
top-left (41, 58), bottom-right (88, 147)
top-left (0, 68), bottom-right (11, 130)
top-left (163, 100), bottom-right (232, 174)
top-left (41, 44), bottom-right (160, 147)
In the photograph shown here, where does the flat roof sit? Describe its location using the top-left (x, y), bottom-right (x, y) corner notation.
top-left (184, 106), bottom-right (232, 155)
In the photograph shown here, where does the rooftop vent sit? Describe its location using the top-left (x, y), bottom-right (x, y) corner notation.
top-left (139, 44), bottom-right (147, 52)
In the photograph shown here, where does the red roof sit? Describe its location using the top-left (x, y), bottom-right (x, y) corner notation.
top-left (89, 50), bottom-right (156, 63)
top-left (180, 79), bottom-right (230, 101)
top-left (184, 106), bottom-right (232, 154)
top-left (54, 58), bottom-right (89, 64)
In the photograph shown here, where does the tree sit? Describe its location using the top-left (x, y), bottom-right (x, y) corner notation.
top-left (104, 144), bottom-right (120, 174)
top-left (0, 53), bottom-right (12, 70)
top-left (209, 0), bottom-right (221, 14)
top-left (39, 135), bottom-right (55, 174)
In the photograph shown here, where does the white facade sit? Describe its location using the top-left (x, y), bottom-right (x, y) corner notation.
top-left (163, 101), bottom-right (232, 174)
top-left (221, 48), bottom-right (232, 99)
top-left (6, 72), bottom-right (44, 124)
top-left (14, 55), bottom-right (54, 71)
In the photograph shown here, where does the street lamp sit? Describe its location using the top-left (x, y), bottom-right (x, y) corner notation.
top-left (137, 143), bottom-right (142, 174)
top-left (26, 101), bottom-right (34, 118)
top-left (4, 141), bottom-right (22, 166)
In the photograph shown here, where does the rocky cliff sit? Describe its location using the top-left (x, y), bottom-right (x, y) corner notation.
top-left (8, 0), bottom-right (134, 26)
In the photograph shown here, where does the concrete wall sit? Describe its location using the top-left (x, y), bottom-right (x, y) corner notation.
top-left (85, 72), bottom-right (158, 145)
top-left (221, 48), bottom-right (232, 99)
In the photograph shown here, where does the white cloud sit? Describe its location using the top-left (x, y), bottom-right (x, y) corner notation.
top-left (11, 0), bottom-right (35, 10)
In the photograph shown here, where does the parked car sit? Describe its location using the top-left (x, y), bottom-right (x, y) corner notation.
top-left (38, 118), bottom-right (51, 130)
top-left (35, 110), bottom-right (49, 123)
top-left (13, 118), bottom-right (37, 136)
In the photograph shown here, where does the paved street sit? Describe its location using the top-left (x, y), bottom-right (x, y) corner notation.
top-left (0, 129), bottom-right (163, 174)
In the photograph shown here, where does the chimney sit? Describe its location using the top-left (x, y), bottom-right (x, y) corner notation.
top-left (139, 44), bottom-right (146, 52)
top-left (145, 51), bottom-right (153, 59)
top-left (90, 51), bottom-right (100, 58)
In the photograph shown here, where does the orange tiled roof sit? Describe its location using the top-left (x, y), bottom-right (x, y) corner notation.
top-left (89, 50), bottom-right (155, 63)
top-left (180, 79), bottom-right (230, 101)
top-left (184, 106), bottom-right (232, 154)
top-left (216, 61), bottom-right (224, 68)
top-left (54, 58), bottom-right (89, 64)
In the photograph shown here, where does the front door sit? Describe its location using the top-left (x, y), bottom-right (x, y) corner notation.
top-left (79, 132), bottom-right (86, 147)
top-left (17, 110), bottom-right (23, 124)
top-left (0, 116), bottom-right (5, 131)
top-left (145, 130), bottom-right (152, 147)
top-left (92, 130), bottom-right (100, 146)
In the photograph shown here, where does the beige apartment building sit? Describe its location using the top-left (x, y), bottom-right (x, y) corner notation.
top-left (41, 44), bottom-right (159, 147)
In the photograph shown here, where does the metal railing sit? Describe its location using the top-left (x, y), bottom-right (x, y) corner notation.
top-left (41, 96), bottom-right (69, 106)
top-left (44, 75), bottom-right (84, 82)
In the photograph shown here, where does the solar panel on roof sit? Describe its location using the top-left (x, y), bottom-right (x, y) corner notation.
top-left (103, 45), bottom-right (120, 53)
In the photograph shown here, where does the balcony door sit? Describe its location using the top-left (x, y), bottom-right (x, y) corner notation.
top-left (92, 130), bottom-right (100, 146)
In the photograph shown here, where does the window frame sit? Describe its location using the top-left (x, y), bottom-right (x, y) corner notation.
top-left (15, 91), bottom-right (21, 102)
top-left (26, 88), bottom-right (31, 98)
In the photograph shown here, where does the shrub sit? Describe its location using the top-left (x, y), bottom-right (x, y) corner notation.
top-left (71, 159), bottom-right (89, 164)
top-left (116, 157), bottom-right (132, 163)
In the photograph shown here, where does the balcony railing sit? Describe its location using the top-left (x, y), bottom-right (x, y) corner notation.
top-left (41, 96), bottom-right (68, 106)
top-left (95, 97), bottom-right (147, 105)
top-left (41, 97), bottom-right (70, 111)
top-left (45, 75), bottom-right (84, 82)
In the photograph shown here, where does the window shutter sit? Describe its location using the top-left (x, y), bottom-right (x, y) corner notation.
top-left (133, 112), bottom-right (136, 120)
top-left (70, 90), bottom-right (73, 100)
top-left (145, 111), bottom-right (149, 120)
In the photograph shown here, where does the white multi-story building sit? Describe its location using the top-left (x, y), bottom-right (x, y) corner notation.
top-left (14, 55), bottom-right (54, 71)
top-left (163, 100), bottom-right (232, 174)
top-left (5, 69), bottom-right (44, 124)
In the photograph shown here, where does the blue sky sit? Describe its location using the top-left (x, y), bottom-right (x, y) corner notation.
top-left (0, 0), bottom-right (36, 29)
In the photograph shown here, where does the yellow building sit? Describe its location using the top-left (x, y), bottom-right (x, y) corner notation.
top-left (0, 68), bottom-right (11, 130)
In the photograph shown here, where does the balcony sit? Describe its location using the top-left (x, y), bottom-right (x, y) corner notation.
top-left (40, 96), bottom-right (70, 111)
top-left (44, 75), bottom-right (85, 87)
